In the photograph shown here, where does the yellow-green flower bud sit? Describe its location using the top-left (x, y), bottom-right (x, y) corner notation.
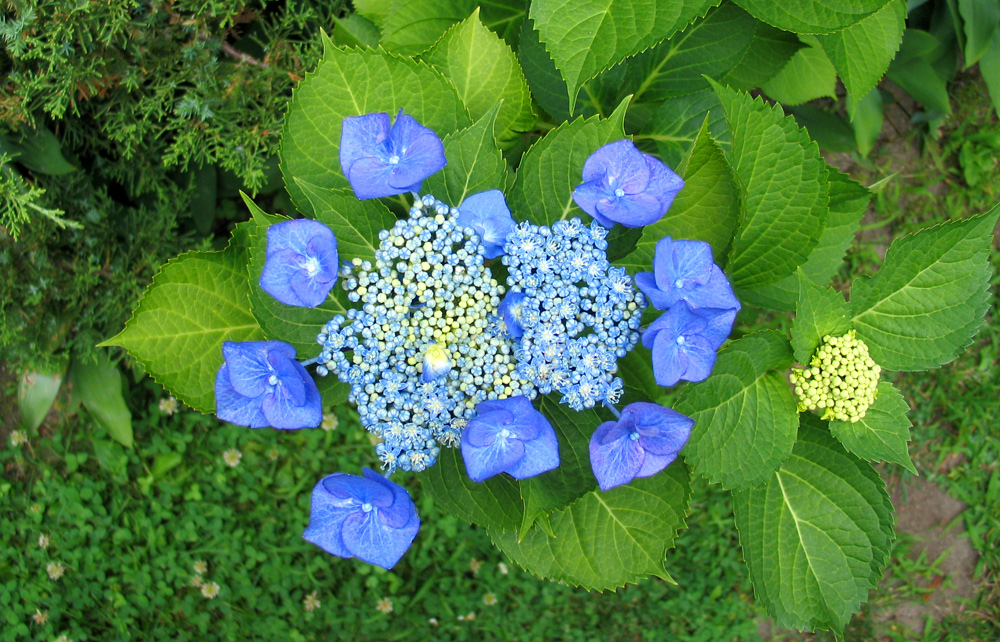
top-left (789, 330), bottom-right (880, 423)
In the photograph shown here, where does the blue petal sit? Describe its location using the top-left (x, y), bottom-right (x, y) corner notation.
top-left (636, 450), bottom-right (678, 479)
top-left (642, 153), bottom-right (684, 214)
top-left (260, 248), bottom-right (308, 306)
top-left (215, 364), bottom-right (269, 427)
top-left (464, 409), bottom-right (515, 447)
top-left (650, 327), bottom-right (688, 387)
top-left (570, 179), bottom-right (611, 221)
top-left (694, 306), bottom-right (738, 350)
top-left (340, 112), bottom-right (391, 185)
top-left (498, 291), bottom-right (527, 339)
top-left (634, 271), bottom-right (673, 310)
top-left (684, 265), bottom-right (741, 312)
top-left (303, 477), bottom-right (356, 559)
top-left (266, 219), bottom-right (334, 258)
top-left (505, 417), bottom-right (560, 480)
top-left (461, 430), bottom-right (526, 483)
top-left (653, 237), bottom-right (713, 293)
top-left (501, 395), bottom-right (544, 441)
top-left (677, 334), bottom-right (716, 382)
top-left (344, 155), bottom-right (399, 200)
top-left (623, 402), bottom-right (693, 457)
top-left (589, 419), bottom-right (644, 491)
top-left (363, 468), bottom-right (419, 530)
top-left (260, 220), bottom-right (339, 308)
top-left (289, 268), bottom-right (331, 308)
top-left (222, 341), bottom-right (274, 398)
top-left (581, 140), bottom-right (649, 192)
top-left (385, 112), bottom-right (447, 190)
top-left (595, 191), bottom-right (663, 228)
top-left (457, 190), bottom-right (516, 259)
top-left (261, 354), bottom-right (322, 430)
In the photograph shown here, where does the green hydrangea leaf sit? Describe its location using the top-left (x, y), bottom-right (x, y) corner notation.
top-left (508, 97), bottom-right (628, 227)
top-left (762, 41), bottom-right (838, 106)
top-left (636, 90), bottom-right (729, 168)
top-left (17, 365), bottom-right (65, 432)
top-left (733, 416), bottom-right (894, 631)
top-left (280, 41), bottom-right (471, 214)
top-left (731, 0), bottom-right (893, 34)
top-left (958, 0), bottom-right (1000, 68)
top-left (423, 446), bottom-right (525, 532)
top-left (674, 331), bottom-right (798, 489)
top-left (816, 0), bottom-right (906, 110)
top-left (616, 344), bottom-right (662, 406)
top-left (101, 224), bottom-right (264, 413)
top-left (739, 168), bottom-right (868, 310)
top-left (492, 462), bottom-right (690, 590)
top-left (423, 10), bottom-right (536, 147)
top-left (529, 0), bottom-right (716, 113)
top-left (517, 17), bottom-right (572, 120)
top-left (422, 104), bottom-right (509, 205)
top-left (355, 0), bottom-right (527, 53)
top-left (791, 270), bottom-right (852, 366)
top-left (830, 382), bottom-right (916, 474)
top-left (330, 13), bottom-right (381, 49)
top-left (720, 22), bottom-right (805, 90)
top-left (712, 81), bottom-right (829, 289)
top-left (849, 206), bottom-right (1000, 371)
top-left (70, 354), bottom-right (134, 449)
top-left (519, 396), bottom-right (603, 535)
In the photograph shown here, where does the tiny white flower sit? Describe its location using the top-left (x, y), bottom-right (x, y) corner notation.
top-left (266, 447), bottom-right (280, 461)
top-left (38, 534), bottom-right (50, 549)
top-left (376, 597), bottom-right (393, 614)
top-left (46, 562), bottom-right (65, 580)
top-left (159, 397), bottom-right (179, 415)
top-left (222, 449), bottom-right (242, 468)
top-left (498, 562), bottom-right (509, 575)
top-left (10, 431), bottom-right (27, 447)
top-left (54, 635), bottom-right (72, 642)
top-left (483, 593), bottom-right (498, 606)
top-left (201, 581), bottom-right (220, 599)
top-left (320, 413), bottom-right (339, 431)
top-left (469, 558), bottom-right (482, 575)
top-left (428, 618), bottom-right (439, 627)
top-left (304, 591), bottom-right (321, 612)
top-left (193, 560), bottom-right (207, 575)
top-left (32, 609), bottom-right (48, 624)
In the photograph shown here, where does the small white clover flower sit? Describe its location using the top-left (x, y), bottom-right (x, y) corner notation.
top-left (458, 612), bottom-right (476, 622)
top-left (222, 449), bottom-right (242, 468)
top-left (10, 430), bottom-right (28, 447)
top-left (193, 560), bottom-right (207, 575)
top-left (38, 534), bottom-right (50, 549)
top-left (375, 597), bottom-right (393, 614)
top-left (497, 562), bottom-right (509, 575)
top-left (54, 635), bottom-right (72, 642)
top-left (428, 618), bottom-right (439, 627)
top-left (320, 413), bottom-right (339, 431)
top-left (304, 591), bottom-right (321, 612)
top-left (201, 581), bottom-right (220, 599)
top-left (483, 593), bottom-right (498, 606)
top-left (33, 609), bottom-right (48, 624)
top-left (29, 503), bottom-right (42, 514)
top-left (191, 575), bottom-right (204, 588)
top-left (159, 397), bottom-right (179, 415)
top-left (266, 447), bottom-right (280, 461)
top-left (46, 562), bottom-right (65, 580)
top-left (469, 558), bottom-right (482, 575)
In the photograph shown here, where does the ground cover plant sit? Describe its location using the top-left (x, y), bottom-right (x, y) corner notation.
top-left (3, 0), bottom-right (1000, 640)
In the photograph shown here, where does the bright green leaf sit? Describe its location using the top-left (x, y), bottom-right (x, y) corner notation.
top-left (721, 21), bottom-right (804, 90)
top-left (849, 207), bottom-right (999, 371)
top-left (791, 270), bottom-right (852, 365)
top-left (979, 27), bottom-right (1000, 115)
top-left (18, 365), bottom-right (65, 431)
top-left (830, 382), bottom-right (916, 474)
top-left (423, 447), bottom-right (525, 532)
top-left (712, 81), bottom-right (829, 289)
top-left (675, 331), bottom-right (799, 489)
top-left (849, 88), bottom-right (885, 157)
top-left (0, 126), bottom-right (75, 175)
top-left (71, 354), bottom-right (134, 449)
top-left (330, 13), bottom-right (381, 49)
top-left (421, 105), bottom-right (508, 205)
top-left (508, 97), bottom-right (628, 227)
top-left (529, 0), bottom-right (716, 113)
top-left (423, 10), bottom-right (536, 145)
top-left (357, 0), bottom-right (528, 53)
top-left (636, 90), bottom-right (729, 168)
top-left (102, 225), bottom-right (264, 413)
top-left (959, 0), bottom-right (1000, 67)
top-left (789, 105), bottom-right (857, 153)
top-left (280, 42), bottom-right (471, 213)
top-left (493, 462), bottom-right (690, 590)
top-left (733, 418), bottom-right (893, 631)
top-left (731, 0), bottom-right (892, 34)
top-left (816, 0), bottom-right (905, 110)
top-left (762, 41), bottom-right (838, 106)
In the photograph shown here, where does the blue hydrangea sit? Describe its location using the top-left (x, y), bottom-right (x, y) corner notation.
top-left (500, 217), bottom-right (645, 410)
top-left (259, 219), bottom-right (339, 308)
top-left (303, 468), bottom-right (420, 569)
top-left (642, 302), bottom-right (737, 386)
top-left (315, 195), bottom-right (534, 473)
top-left (589, 402), bottom-right (692, 491)
top-left (634, 236), bottom-right (740, 311)
top-left (215, 340), bottom-right (323, 429)
top-left (460, 396), bottom-right (560, 482)
top-left (456, 190), bottom-right (516, 260)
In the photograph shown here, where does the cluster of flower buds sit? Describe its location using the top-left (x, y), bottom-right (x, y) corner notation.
top-left (790, 330), bottom-right (881, 423)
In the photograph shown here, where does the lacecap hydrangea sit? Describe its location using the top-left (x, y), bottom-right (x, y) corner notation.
top-left (212, 111), bottom-right (742, 569)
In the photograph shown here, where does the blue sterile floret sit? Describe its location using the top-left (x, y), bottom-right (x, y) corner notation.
top-left (571, 139), bottom-right (684, 228)
top-left (460, 395), bottom-right (560, 483)
top-left (215, 340), bottom-right (323, 429)
top-left (455, 189), bottom-right (516, 260)
top-left (589, 402), bottom-right (693, 491)
top-left (339, 110), bottom-right (447, 200)
top-left (634, 236), bottom-right (739, 312)
top-left (259, 219), bottom-right (339, 308)
top-left (314, 195), bottom-right (533, 473)
top-left (303, 468), bottom-right (420, 569)
top-left (501, 217), bottom-right (645, 410)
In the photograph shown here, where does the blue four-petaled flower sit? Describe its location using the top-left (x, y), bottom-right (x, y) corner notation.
top-left (303, 468), bottom-right (420, 569)
top-left (260, 219), bottom-right (339, 308)
top-left (642, 303), bottom-right (737, 387)
top-left (456, 190), bottom-right (516, 259)
top-left (571, 139), bottom-right (684, 229)
top-left (589, 402), bottom-right (693, 491)
top-left (634, 236), bottom-right (740, 311)
top-left (460, 396), bottom-right (560, 482)
top-left (339, 109), bottom-right (446, 200)
top-left (215, 340), bottom-right (323, 429)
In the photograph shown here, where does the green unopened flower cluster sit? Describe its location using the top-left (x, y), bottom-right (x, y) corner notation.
top-left (790, 330), bottom-right (881, 423)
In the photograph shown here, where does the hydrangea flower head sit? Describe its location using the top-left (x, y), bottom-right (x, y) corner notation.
top-left (460, 396), bottom-right (559, 482)
top-left (260, 219), bottom-right (339, 308)
top-left (339, 110), bottom-right (446, 199)
top-left (589, 402), bottom-right (693, 491)
top-left (502, 217), bottom-right (644, 410)
top-left (571, 140), bottom-right (684, 228)
top-left (303, 468), bottom-right (420, 569)
top-left (635, 236), bottom-right (739, 311)
top-left (215, 340), bottom-right (323, 429)
top-left (790, 330), bottom-right (881, 423)
top-left (316, 195), bottom-right (534, 472)
top-left (642, 303), bottom-right (736, 387)
top-left (456, 190), bottom-right (516, 259)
